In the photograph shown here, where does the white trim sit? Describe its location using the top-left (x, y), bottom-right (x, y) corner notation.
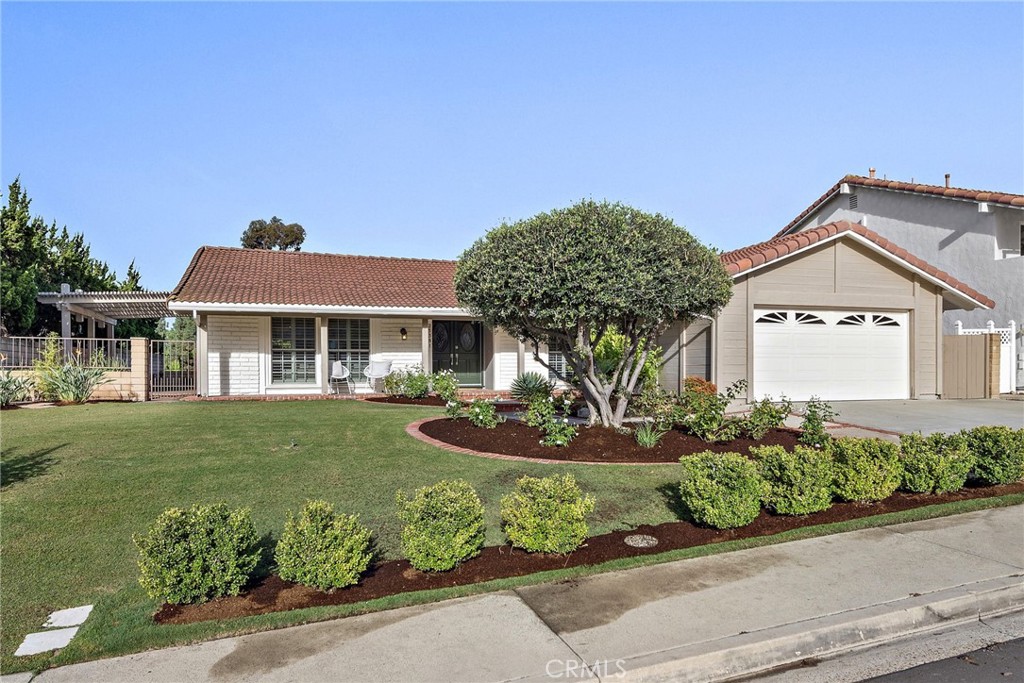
top-left (169, 301), bottom-right (470, 317)
top-left (731, 231), bottom-right (991, 311)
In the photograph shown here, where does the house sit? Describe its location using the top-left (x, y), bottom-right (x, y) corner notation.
top-left (771, 172), bottom-right (1023, 390)
top-left (169, 220), bottom-right (993, 402)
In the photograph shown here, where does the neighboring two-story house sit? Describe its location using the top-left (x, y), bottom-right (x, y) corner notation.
top-left (773, 172), bottom-right (1024, 391)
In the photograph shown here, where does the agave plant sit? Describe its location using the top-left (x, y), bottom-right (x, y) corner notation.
top-left (38, 360), bottom-right (112, 403)
top-left (510, 372), bottom-right (554, 403)
top-left (0, 371), bottom-right (34, 407)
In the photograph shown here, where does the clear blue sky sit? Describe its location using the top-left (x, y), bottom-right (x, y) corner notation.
top-left (3, 2), bottom-right (1022, 291)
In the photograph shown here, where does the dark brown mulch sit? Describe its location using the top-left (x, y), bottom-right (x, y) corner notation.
top-left (419, 418), bottom-right (803, 463)
top-left (155, 481), bottom-right (1024, 625)
top-left (364, 395), bottom-right (449, 406)
top-left (365, 396), bottom-right (526, 412)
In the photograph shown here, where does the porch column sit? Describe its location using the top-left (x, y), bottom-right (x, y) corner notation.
top-left (318, 317), bottom-right (330, 394)
top-left (516, 341), bottom-right (526, 376)
top-left (86, 316), bottom-right (96, 361)
top-left (421, 319), bottom-right (431, 372)
top-left (196, 314), bottom-right (209, 396)
top-left (106, 322), bottom-right (115, 339)
top-left (60, 283), bottom-right (72, 356)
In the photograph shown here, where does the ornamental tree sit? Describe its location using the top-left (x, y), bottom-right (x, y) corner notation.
top-left (455, 200), bottom-right (733, 428)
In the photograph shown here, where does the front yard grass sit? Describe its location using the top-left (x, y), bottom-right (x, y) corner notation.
top-left (2, 400), bottom-right (1021, 674)
top-left (0, 400), bottom-right (680, 673)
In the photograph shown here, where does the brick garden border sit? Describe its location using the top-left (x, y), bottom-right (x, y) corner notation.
top-left (405, 416), bottom-right (660, 466)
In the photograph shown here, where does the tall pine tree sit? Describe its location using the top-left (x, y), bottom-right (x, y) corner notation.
top-left (1, 178), bottom-right (159, 337)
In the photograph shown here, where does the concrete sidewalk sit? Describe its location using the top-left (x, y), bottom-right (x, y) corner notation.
top-left (30, 505), bottom-right (1024, 683)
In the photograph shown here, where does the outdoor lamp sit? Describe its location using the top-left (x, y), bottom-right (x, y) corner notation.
top-left (400, 327), bottom-right (408, 340)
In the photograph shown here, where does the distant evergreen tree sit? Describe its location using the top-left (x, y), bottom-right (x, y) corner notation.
top-left (1, 177), bottom-right (160, 337)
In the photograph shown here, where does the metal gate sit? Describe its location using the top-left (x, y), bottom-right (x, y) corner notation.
top-left (150, 339), bottom-right (196, 397)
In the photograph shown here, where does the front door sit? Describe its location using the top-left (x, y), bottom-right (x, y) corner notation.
top-left (432, 321), bottom-right (483, 387)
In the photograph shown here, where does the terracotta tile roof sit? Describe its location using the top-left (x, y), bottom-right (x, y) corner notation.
top-left (722, 220), bottom-right (995, 308)
top-left (773, 175), bottom-right (1024, 239)
top-left (171, 247), bottom-right (460, 308)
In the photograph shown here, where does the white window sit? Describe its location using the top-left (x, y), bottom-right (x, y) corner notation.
top-left (328, 319), bottom-right (370, 380)
top-left (271, 317), bottom-right (316, 384)
top-left (548, 350), bottom-right (571, 382)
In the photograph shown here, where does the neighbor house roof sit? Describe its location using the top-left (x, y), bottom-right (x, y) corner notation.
top-left (773, 175), bottom-right (1024, 239)
top-left (722, 220), bottom-right (995, 309)
top-left (170, 247), bottom-right (460, 310)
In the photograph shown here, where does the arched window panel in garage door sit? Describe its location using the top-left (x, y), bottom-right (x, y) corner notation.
top-left (753, 309), bottom-right (910, 401)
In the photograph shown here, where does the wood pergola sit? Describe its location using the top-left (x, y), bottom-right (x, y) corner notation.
top-left (36, 284), bottom-right (176, 338)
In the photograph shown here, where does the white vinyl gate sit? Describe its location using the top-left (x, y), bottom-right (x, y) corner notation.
top-left (753, 309), bottom-right (910, 401)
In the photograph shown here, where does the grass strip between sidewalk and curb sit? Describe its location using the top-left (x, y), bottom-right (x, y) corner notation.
top-left (34, 492), bottom-right (1024, 676)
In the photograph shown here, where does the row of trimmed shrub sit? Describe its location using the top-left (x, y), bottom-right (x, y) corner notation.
top-left (680, 426), bottom-right (1024, 530)
top-left (135, 474), bottom-right (595, 605)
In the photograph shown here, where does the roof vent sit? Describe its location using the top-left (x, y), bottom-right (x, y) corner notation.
top-left (945, 173), bottom-right (951, 188)
top-left (849, 194), bottom-right (859, 210)
top-left (868, 168), bottom-right (876, 179)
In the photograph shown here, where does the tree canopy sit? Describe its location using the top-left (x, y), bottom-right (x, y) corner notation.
top-left (1, 178), bottom-right (159, 337)
top-left (240, 216), bottom-right (305, 251)
top-left (454, 199), bottom-right (733, 428)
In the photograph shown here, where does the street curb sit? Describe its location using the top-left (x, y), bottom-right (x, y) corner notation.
top-left (620, 574), bottom-right (1024, 683)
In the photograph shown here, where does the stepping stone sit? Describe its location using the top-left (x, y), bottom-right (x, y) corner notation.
top-left (14, 627), bottom-right (78, 657)
top-left (44, 604), bottom-right (93, 628)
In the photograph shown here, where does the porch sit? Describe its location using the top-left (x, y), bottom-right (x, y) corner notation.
top-left (195, 313), bottom-right (557, 397)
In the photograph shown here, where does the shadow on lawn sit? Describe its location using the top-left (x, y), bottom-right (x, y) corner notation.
top-left (0, 444), bottom-right (66, 489)
top-left (657, 481), bottom-right (695, 523)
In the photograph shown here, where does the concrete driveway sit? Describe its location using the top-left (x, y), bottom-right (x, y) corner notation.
top-left (826, 399), bottom-right (1023, 435)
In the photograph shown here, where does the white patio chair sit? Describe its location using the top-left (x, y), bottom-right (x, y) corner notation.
top-left (363, 359), bottom-right (393, 393)
top-left (329, 361), bottom-right (353, 395)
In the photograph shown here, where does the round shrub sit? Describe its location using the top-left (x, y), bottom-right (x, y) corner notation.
top-left (133, 503), bottom-right (261, 605)
top-left (396, 479), bottom-right (486, 572)
top-left (679, 452), bottom-right (764, 529)
top-left (831, 437), bottom-right (903, 502)
top-left (501, 474), bottom-right (596, 554)
top-left (752, 444), bottom-right (834, 515)
top-left (899, 432), bottom-right (976, 494)
top-left (964, 426), bottom-right (1024, 485)
top-left (274, 500), bottom-right (373, 591)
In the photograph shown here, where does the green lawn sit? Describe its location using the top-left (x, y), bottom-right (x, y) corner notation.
top-left (1, 400), bottom-right (681, 673)
top-left (3, 400), bottom-right (1020, 676)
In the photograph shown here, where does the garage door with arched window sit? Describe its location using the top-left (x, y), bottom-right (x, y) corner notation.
top-left (753, 309), bottom-right (910, 401)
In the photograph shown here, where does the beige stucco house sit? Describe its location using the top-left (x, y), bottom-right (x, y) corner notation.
top-left (169, 220), bottom-right (992, 402)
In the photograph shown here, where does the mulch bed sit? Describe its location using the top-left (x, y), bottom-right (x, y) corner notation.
top-left (155, 480), bottom-right (1024, 625)
top-left (365, 396), bottom-right (526, 411)
top-left (419, 418), bottom-right (803, 463)
top-left (364, 396), bottom-right (449, 406)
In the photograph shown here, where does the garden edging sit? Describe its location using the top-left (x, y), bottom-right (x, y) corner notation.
top-left (406, 416), bottom-right (659, 466)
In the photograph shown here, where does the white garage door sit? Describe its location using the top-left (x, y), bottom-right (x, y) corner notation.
top-left (753, 309), bottom-right (910, 401)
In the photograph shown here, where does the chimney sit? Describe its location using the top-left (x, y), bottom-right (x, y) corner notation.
top-left (945, 173), bottom-right (951, 188)
top-left (869, 167), bottom-right (876, 179)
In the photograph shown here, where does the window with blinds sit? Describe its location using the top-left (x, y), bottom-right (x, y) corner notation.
top-left (271, 317), bottom-right (317, 384)
top-left (548, 350), bottom-right (571, 382)
top-left (328, 319), bottom-right (371, 381)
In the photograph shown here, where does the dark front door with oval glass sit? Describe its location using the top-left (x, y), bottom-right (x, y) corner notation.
top-left (432, 321), bottom-right (483, 387)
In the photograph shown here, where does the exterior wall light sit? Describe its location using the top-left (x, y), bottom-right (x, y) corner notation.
top-left (400, 327), bottom-right (408, 340)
